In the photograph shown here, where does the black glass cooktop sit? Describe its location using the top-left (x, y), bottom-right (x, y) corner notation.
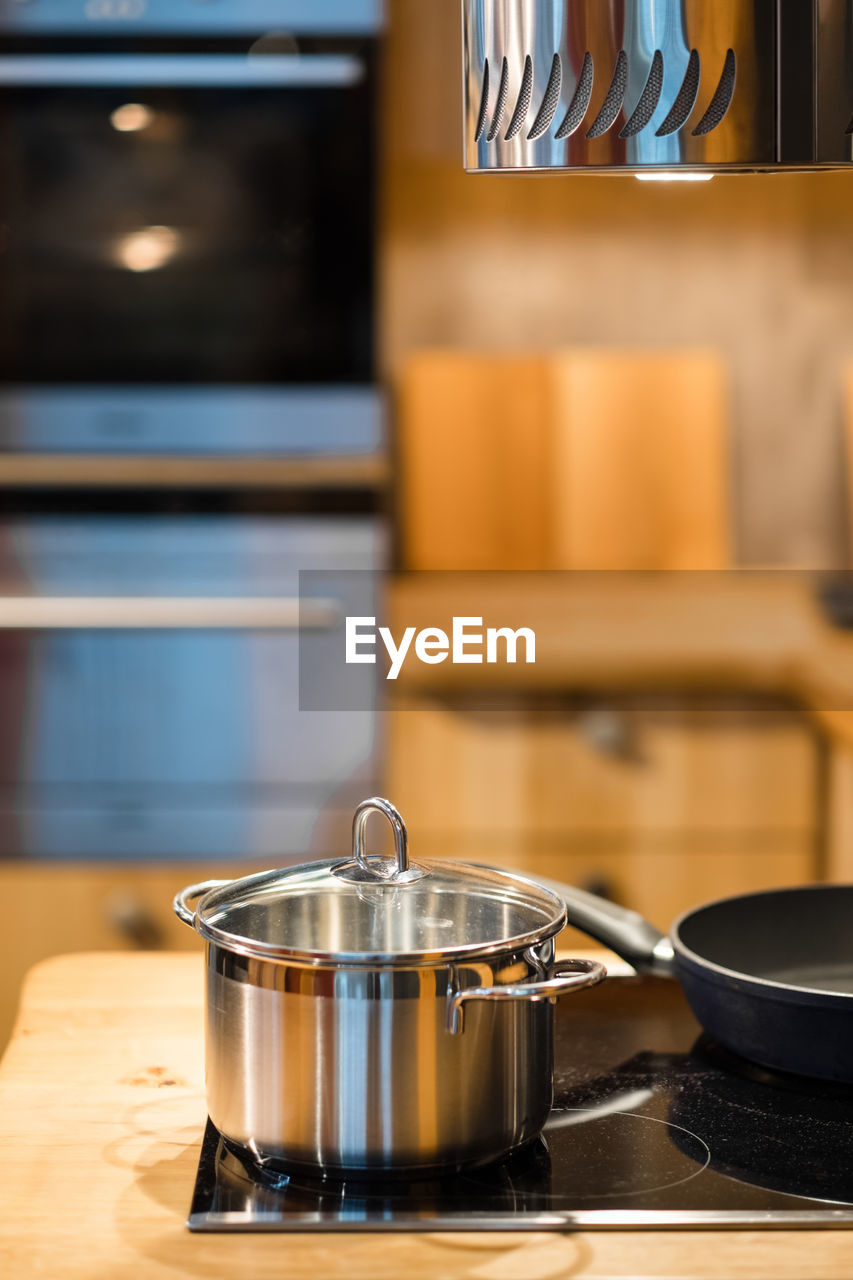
top-left (187, 975), bottom-right (853, 1231)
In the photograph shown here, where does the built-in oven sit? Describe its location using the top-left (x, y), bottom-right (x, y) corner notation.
top-left (0, 1), bottom-right (387, 861)
top-left (0, 0), bottom-right (382, 456)
top-left (0, 512), bottom-right (384, 859)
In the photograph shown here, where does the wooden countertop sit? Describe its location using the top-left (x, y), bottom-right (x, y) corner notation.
top-left (1, 951), bottom-right (851, 1280)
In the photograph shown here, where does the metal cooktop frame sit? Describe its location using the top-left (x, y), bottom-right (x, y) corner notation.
top-left (188, 1114), bottom-right (853, 1229)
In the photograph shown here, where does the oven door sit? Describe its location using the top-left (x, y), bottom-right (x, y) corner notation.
top-left (0, 39), bottom-right (379, 455)
top-left (0, 516), bottom-right (383, 859)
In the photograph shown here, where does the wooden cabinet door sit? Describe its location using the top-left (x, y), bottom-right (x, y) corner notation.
top-left (398, 349), bottom-right (730, 571)
top-left (0, 861), bottom-right (261, 1054)
top-left (386, 696), bottom-right (818, 934)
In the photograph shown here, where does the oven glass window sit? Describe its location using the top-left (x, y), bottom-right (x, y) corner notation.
top-left (0, 60), bottom-right (374, 384)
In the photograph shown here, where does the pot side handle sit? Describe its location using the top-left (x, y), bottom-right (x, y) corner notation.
top-left (447, 957), bottom-right (606, 1035)
top-left (535, 877), bottom-right (676, 977)
top-left (173, 880), bottom-right (233, 929)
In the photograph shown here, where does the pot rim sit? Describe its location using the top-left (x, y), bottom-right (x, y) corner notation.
top-left (186, 859), bottom-right (569, 967)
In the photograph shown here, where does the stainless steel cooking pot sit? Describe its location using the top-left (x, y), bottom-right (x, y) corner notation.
top-left (174, 797), bottom-right (605, 1174)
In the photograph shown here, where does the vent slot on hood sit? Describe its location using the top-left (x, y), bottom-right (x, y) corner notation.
top-left (506, 54), bottom-right (534, 138)
top-left (555, 52), bottom-right (594, 139)
top-left (620, 49), bottom-right (665, 138)
top-left (486, 56), bottom-right (510, 142)
top-left (528, 53), bottom-right (563, 140)
top-left (656, 49), bottom-right (702, 137)
top-left (586, 49), bottom-right (629, 138)
top-left (692, 49), bottom-right (737, 136)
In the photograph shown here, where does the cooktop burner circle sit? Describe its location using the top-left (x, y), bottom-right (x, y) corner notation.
top-left (535, 1108), bottom-right (710, 1202)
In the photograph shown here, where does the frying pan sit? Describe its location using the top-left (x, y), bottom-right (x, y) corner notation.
top-left (546, 883), bottom-right (853, 1084)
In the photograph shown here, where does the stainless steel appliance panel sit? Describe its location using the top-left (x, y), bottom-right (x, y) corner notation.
top-left (0, 387), bottom-right (383, 455)
top-left (0, 517), bottom-right (383, 858)
top-left (0, 29), bottom-right (380, 454)
top-left (463, 0), bottom-right (776, 171)
top-left (0, 1), bottom-right (384, 36)
top-left (463, 0), bottom-right (853, 171)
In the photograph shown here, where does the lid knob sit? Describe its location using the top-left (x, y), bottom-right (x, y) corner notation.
top-left (354, 796), bottom-right (409, 877)
top-left (332, 796), bottom-right (427, 886)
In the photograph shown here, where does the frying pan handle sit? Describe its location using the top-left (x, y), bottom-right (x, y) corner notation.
top-left (536, 878), bottom-right (676, 977)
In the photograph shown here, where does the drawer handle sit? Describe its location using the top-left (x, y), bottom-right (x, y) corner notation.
top-left (105, 894), bottom-right (164, 949)
top-left (0, 597), bottom-right (340, 629)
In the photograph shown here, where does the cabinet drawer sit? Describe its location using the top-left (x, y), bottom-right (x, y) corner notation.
top-left (388, 699), bottom-right (818, 835)
top-left (0, 860), bottom-right (261, 1052)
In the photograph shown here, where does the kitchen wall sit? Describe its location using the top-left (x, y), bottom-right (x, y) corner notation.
top-left (380, 0), bottom-right (853, 569)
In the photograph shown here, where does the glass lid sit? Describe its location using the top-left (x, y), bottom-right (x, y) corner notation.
top-left (190, 797), bottom-right (566, 964)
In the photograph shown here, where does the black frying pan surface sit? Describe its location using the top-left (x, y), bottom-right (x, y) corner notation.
top-left (555, 882), bottom-right (853, 1084)
top-left (674, 885), bottom-right (853, 996)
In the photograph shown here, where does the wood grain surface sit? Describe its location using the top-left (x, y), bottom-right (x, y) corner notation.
top-left (398, 353), bottom-right (553, 570)
top-left (387, 572), bottom-right (853, 710)
top-left (397, 349), bottom-right (730, 572)
top-left (548, 349), bottom-right (730, 571)
top-left (0, 952), bottom-right (851, 1279)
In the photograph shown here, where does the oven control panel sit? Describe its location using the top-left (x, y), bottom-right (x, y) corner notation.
top-left (0, 0), bottom-right (383, 34)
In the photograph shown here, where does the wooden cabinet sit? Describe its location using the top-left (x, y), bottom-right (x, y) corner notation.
top-left (0, 701), bottom-right (823, 1053)
top-left (397, 354), bottom-right (553, 571)
top-left (0, 861), bottom-right (265, 1054)
top-left (386, 695), bottom-right (819, 939)
top-left (397, 349), bottom-right (731, 571)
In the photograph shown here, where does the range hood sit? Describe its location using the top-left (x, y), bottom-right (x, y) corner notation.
top-left (462, 0), bottom-right (853, 173)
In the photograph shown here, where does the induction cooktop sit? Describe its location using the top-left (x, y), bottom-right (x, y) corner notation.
top-left (187, 974), bottom-right (853, 1231)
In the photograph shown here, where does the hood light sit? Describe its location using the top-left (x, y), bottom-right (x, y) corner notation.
top-left (635, 173), bottom-right (715, 183)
